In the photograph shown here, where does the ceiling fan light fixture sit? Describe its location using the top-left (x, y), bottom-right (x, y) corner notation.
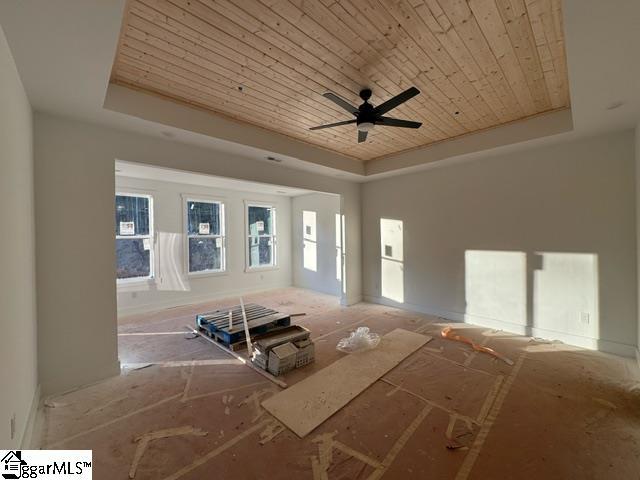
top-left (357, 121), bottom-right (375, 132)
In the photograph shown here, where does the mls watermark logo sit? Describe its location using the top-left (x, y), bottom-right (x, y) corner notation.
top-left (1, 450), bottom-right (92, 479)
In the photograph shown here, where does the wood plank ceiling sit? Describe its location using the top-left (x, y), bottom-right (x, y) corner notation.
top-left (111, 0), bottom-right (570, 161)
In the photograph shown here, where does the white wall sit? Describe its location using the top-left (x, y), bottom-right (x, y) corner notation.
top-left (363, 130), bottom-right (638, 356)
top-left (34, 111), bottom-right (362, 394)
top-left (292, 193), bottom-right (342, 297)
top-left (0, 26), bottom-right (38, 447)
top-left (115, 176), bottom-right (292, 315)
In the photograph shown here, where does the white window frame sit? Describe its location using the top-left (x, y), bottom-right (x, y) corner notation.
top-left (183, 195), bottom-right (227, 277)
top-left (245, 201), bottom-right (278, 272)
top-left (115, 192), bottom-right (155, 285)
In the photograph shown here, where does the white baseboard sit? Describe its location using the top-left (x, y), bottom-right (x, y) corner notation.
top-left (363, 295), bottom-right (637, 358)
top-left (20, 384), bottom-right (41, 449)
top-left (117, 282), bottom-right (292, 317)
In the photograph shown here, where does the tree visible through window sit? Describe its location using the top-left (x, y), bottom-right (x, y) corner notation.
top-left (247, 204), bottom-right (276, 268)
top-left (187, 200), bottom-right (225, 273)
top-left (115, 194), bottom-right (153, 280)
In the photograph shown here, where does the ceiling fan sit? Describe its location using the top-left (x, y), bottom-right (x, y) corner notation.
top-left (310, 87), bottom-right (422, 143)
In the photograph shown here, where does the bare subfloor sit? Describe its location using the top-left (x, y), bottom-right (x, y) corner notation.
top-left (37, 288), bottom-right (640, 479)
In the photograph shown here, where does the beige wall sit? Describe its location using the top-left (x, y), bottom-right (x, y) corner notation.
top-left (636, 123), bottom-right (640, 361)
top-left (0, 26), bottom-right (38, 447)
top-left (34, 112), bottom-right (362, 394)
top-left (115, 176), bottom-right (293, 315)
top-left (362, 130), bottom-right (637, 356)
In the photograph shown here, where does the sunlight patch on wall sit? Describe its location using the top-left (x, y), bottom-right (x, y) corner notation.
top-left (533, 252), bottom-right (598, 338)
top-left (335, 213), bottom-right (342, 282)
top-left (380, 218), bottom-right (404, 303)
top-left (303, 210), bottom-right (317, 272)
top-left (465, 250), bottom-right (527, 325)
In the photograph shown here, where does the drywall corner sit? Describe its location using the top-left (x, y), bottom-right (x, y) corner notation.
top-left (0, 24), bottom-right (38, 449)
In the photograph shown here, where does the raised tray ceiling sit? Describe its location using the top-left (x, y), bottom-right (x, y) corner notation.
top-left (110, 0), bottom-right (570, 161)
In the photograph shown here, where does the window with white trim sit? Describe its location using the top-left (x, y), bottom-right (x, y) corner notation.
top-left (246, 203), bottom-right (276, 269)
top-left (186, 199), bottom-right (225, 273)
top-left (115, 193), bottom-right (154, 281)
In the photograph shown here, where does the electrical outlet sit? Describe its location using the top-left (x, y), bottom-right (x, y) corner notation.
top-left (10, 413), bottom-right (16, 440)
top-left (580, 312), bottom-right (590, 324)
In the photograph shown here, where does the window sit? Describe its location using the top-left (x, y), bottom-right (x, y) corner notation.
top-left (186, 199), bottom-right (225, 274)
top-left (115, 193), bottom-right (153, 281)
top-left (246, 203), bottom-right (276, 269)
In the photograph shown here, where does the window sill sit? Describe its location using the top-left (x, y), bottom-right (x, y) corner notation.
top-left (117, 277), bottom-right (155, 290)
top-left (244, 266), bottom-right (279, 273)
top-left (187, 270), bottom-right (228, 279)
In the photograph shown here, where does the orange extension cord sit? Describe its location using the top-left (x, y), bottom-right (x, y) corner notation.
top-left (441, 326), bottom-right (514, 366)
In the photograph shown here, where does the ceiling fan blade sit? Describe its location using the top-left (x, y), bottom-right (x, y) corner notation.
top-left (374, 87), bottom-right (420, 115)
top-left (323, 92), bottom-right (359, 115)
top-left (377, 116), bottom-right (422, 128)
top-left (358, 130), bottom-right (368, 143)
top-left (309, 119), bottom-right (356, 130)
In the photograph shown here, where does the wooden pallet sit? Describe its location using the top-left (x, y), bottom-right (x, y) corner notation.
top-left (196, 304), bottom-right (291, 348)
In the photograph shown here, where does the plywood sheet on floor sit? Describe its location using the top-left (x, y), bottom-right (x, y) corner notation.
top-left (261, 328), bottom-right (431, 438)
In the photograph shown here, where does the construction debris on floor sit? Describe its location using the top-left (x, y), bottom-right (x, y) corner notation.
top-left (36, 288), bottom-right (640, 480)
top-left (197, 302), bottom-right (315, 377)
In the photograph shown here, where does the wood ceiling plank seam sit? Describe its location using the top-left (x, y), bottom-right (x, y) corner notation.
top-left (119, 34), bottom-right (374, 148)
top-left (385, 0), bottom-right (514, 123)
top-left (114, 64), bottom-right (373, 154)
top-left (263, 0), bottom-right (442, 143)
top-left (360, 0), bottom-right (493, 129)
top-left (303, 2), bottom-right (466, 138)
top-left (143, 0), bottom-right (410, 151)
top-left (444, 0), bottom-right (537, 116)
top-left (524, 0), bottom-right (569, 108)
top-left (324, 0), bottom-right (469, 136)
top-left (426, 0), bottom-right (533, 118)
top-left (524, 4), bottom-right (563, 108)
top-left (549, 0), bottom-right (569, 106)
top-left (337, 0), bottom-right (479, 133)
top-left (466, 0), bottom-right (543, 116)
top-left (279, 0), bottom-right (461, 141)
top-left (493, 0), bottom-right (552, 111)
top-left (219, 0), bottom-right (429, 146)
top-left (115, 62), bottom-right (316, 134)
top-left (341, 0), bottom-right (483, 131)
top-left (120, 35), bottom-right (330, 127)
top-left (380, 0), bottom-right (504, 126)
top-left (162, 0), bottom-right (412, 150)
top-left (373, 0), bottom-right (501, 128)
top-left (130, 2), bottom-right (365, 123)
top-left (410, 0), bottom-right (517, 122)
top-left (117, 45), bottom-right (363, 144)
top-left (378, 51), bottom-right (472, 133)
top-left (122, 22), bottom-right (357, 129)
top-left (156, 0), bottom-right (363, 109)
top-left (338, 0), bottom-right (479, 126)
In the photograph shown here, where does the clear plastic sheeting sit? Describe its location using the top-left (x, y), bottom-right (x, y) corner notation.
top-left (336, 327), bottom-right (381, 353)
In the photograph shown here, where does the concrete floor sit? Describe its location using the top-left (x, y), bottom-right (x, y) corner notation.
top-left (37, 288), bottom-right (640, 479)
